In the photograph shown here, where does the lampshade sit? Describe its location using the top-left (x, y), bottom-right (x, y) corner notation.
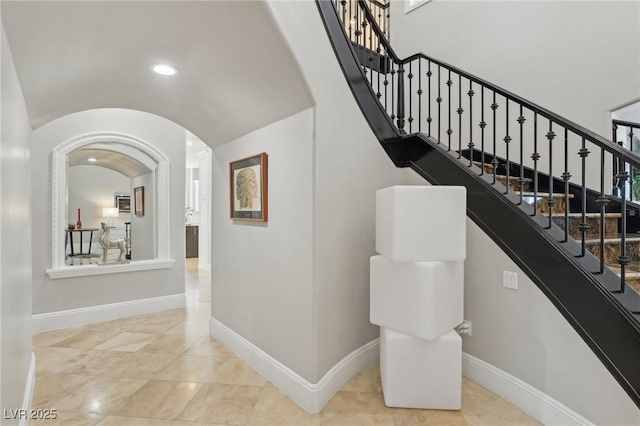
top-left (103, 207), bottom-right (119, 218)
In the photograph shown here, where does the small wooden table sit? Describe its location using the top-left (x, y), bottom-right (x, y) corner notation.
top-left (65, 228), bottom-right (99, 258)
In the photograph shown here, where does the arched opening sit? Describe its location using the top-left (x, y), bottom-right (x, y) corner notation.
top-left (47, 131), bottom-right (173, 278)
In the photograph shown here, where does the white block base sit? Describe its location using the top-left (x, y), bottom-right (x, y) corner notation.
top-left (380, 327), bottom-right (461, 410)
top-left (376, 186), bottom-right (466, 261)
top-left (370, 256), bottom-right (463, 340)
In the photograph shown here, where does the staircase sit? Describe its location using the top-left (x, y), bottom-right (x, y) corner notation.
top-left (316, 0), bottom-right (640, 408)
top-left (478, 155), bottom-right (640, 293)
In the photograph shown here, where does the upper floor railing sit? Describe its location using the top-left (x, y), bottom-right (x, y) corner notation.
top-left (613, 119), bottom-right (640, 201)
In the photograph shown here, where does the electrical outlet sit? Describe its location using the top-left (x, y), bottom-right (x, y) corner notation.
top-left (503, 271), bottom-right (518, 290)
top-left (457, 320), bottom-right (472, 336)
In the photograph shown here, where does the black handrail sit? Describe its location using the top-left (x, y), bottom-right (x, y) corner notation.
top-left (614, 119), bottom-right (640, 130)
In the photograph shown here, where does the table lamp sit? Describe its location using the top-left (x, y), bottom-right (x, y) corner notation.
top-left (103, 207), bottom-right (119, 228)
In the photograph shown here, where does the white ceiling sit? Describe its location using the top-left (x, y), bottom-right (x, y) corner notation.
top-left (68, 144), bottom-right (154, 178)
top-left (1, 1), bottom-right (314, 147)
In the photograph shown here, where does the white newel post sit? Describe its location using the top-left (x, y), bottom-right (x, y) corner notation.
top-left (371, 186), bottom-right (466, 410)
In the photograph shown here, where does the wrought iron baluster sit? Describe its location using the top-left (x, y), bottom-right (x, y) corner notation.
top-left (617, 156), bottom-right (629, 293)
top-left (376, 29), bottom-right (381, 101)
top-left (479, 86), bottom-right (486, 175)
top-left (517, 106), bottom-right (525, 205)
top-left (562, 129), bottom-right (571, 242)
top-left (578, 138), bottom-right (589, 257)
top-left (597, 148), bottom-right (609, 274)
top-left (408, 62), bottom-right (413, 133)
top-left (348, 0), bottom-right (353, 40)
top-left (457, 74), bottom-right (463, 159)
top-left (630, 127), bottom-right (635, 201)
top-left (468, 80), bottom-right (475, 167)
top-left (427, 61), bottom-right (432, 137)
top-left (447, 70), bottom-right (452, 151)
top-left (390, 63), bottom-right (396, 123)
top-left (397, 63), bottom-right (405, 132)
top-left (491, 92), bottom-right (498, 184)
top-left (355, 2), bottom-right (360, 51)
top-left (386, 1), bottom-right (390, 42)
top-left (362, 17), bottom-right (370, 83)
top-left (504, 99), bottom-right (511, 194)
top-left (383, 58), bottom-right (389, 113)
top-left (437, 66), bottom-right (442, 144)
top-left (369, 19), bottom-right (374, 87)
top-left (612, 123), bottom-right (620, 197)
top-left (531, 113), bottom-right (539, 216)
top-left (546, 121), bottom-right (556, 229)
top-left (418, 60), bottom-right (422, 133)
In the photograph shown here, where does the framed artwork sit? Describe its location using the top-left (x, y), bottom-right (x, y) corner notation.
top-left (115, 193), bottom-right (131, 214)
top-left (134, 186), bottom-right (145, 217)
top-left (229, 152), bottom-right (268, 222)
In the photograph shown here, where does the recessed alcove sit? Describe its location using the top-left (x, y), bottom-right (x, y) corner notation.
top-left (47, 131), bottom-right (173, 279)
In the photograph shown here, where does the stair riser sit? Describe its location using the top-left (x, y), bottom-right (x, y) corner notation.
top-left (525, 196), bottom-right (569, 215)
top-left (496, 175), bottom-right (530, 192)
top-left (552, 216), bottom-right (619, 239)
top-left (585, 240), bottom-right (640, 265)
top-left (474, 162), bottom-right (495, 175)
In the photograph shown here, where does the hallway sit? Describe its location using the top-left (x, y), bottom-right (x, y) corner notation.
top-left (30, 259), bottom-right (538, 425)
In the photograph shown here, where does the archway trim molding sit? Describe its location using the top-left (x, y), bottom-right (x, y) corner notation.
top-left (47, 131), bottom-right (174, 279)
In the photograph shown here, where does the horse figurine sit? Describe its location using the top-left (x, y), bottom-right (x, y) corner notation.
top-left (99, 222), bottom-right (126, 262)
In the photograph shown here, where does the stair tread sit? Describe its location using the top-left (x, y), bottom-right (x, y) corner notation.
top-left (585, 235), bottom-right (640, 243)
top-left (520, 192), bottom-right (575, 198)
top-left (548, 212), bottom-right (622, 218)
top-left (495, 174), bottom-right (533, 181)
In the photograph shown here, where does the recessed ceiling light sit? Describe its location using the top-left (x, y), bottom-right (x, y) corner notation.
top-left (87, 157), bottom-right (98, 162)
top-left (151, 64), bottom-right (179, 76)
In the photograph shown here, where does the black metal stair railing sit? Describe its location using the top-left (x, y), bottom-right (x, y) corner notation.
top-left (613, 120), bottom-right (640, 202)
top-left (341, 0), bottom-right (640, 298)
top-left (316, 0), bottom-right (640, 407)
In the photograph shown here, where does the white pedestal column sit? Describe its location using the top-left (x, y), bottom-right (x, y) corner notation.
top-left (371, 186), bottom-right (466, 410)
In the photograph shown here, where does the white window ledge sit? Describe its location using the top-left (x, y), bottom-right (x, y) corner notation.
top-left (405, 0), bottom-right (431, 14)
top-left (46, 259), bottom-right (175, 279)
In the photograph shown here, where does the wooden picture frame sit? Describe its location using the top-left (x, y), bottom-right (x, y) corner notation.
top-left (229, 152), bottom-right (268, 222)
top-left (134, 186), bottom-right (145, 217)
top-left (115, 193), bottom-right (130, 214)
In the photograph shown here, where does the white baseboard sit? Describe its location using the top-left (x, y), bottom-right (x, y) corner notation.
top-left (19, 352), bottom-right (36, 426)
top-left (33, 293), bottom-right (186, 332)
top-left (209, 317), bottom-right (379, 414)
top-left (462, 352), bottom-right (594, 426)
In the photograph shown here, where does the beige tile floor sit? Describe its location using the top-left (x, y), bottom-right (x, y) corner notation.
top-left (32, 258), bottom-right (540, 426)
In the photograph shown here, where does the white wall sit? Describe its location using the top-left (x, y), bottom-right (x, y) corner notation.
top-left (269, 1), bottom-right (403, 383)
top-left (211, 108), bottom-right (315, 380)
top-left (464, 218), bottom-right (640, 425)
top-left (197, 148), bottom-right (212, 270)
top-left (68, 165), bottom-right (130, 252)
top-left (1, 25), bottom-right (33, 421)
top-left (131, 172), bottom-right (156, 261)
top-left (31, 109), bottom-right (185, 315)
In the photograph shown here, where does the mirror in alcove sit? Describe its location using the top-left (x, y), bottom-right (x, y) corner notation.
top-left (66, 143), bottom-right (158, 265)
